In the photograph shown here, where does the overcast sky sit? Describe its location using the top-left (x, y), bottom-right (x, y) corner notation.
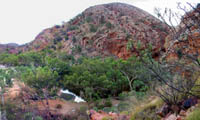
top-left (0, 0), bottom-right (198, 45)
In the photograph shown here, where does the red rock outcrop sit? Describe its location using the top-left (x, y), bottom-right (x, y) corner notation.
top-left (12, 3), bottom-right (170, 59)
top-left (164, 6), bottom-right (200, 61)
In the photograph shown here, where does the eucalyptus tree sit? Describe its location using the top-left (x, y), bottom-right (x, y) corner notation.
top-left (0, 69), bottom-right (13, 120)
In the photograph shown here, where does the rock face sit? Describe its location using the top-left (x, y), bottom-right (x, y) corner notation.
top-left (164, 6), bottom-right (200, 61)
top-left (13, 2), bottom-right (169, 59)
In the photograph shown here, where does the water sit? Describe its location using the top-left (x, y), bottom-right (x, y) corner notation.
top-left (60, 89), bottom-right (86, 103)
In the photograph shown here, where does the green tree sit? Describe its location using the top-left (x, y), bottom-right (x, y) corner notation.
top-left (118, 56), bottom-right (151, 91)
top-left (63, 58), bottom-right (128, 101)
top-left (0, 69), bottom-right (13, 120)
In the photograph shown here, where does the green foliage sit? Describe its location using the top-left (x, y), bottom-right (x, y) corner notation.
top-left (100, 16), bottom-right (105, 24)
top-left (89, 24), bottom-right (98, 32)
top-left (18, 52), bottom-right (44, 66)
top-left (24, 112), bottom-right (43, 120)
top-left (118, 92), bottom-right (129, 100)
top-left (53, 35), bottom-right (62, 44)
top-left (62, 57), bottom-right (128, 101)
top-left (2, 101), bottom-right (24, 120)
top-left (133, 80), bottom-right (148, 92)
top-left (24, 112), bottom-right (34, 120)
top-left (72, 45), bottom-right (82, 54)
top-left (86, 16), bottom-right (93, 23)
top-left (0, 54), bottom-right (19, 66)
top-left (57, 52), bottom-right (75, 64)
top-left (0, 69), bottom-right (13, 91)
top-left (106, 22), bottom-right (113, 29)
top-left (22, 66), bottom-right (59, 96)
top-left (119, 56), bottom-right (152, 91)
top-left (72, 36), bottom-right (77, 43)
top-left (64, 35), bottom-right (69, 41)
top-left (126, 40), bottom-right (134, 51)
top-left (68, 25), bottom-right (78, 31)
top-left (35, 116), bottom-right (43, 120)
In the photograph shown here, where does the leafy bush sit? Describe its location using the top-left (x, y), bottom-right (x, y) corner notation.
top-left (1, 54), bottom-right (19, 66)
top-left (86, 16), bottom-right (93, 23)
top-left (22, 66), bottom-right (59, 97)
top-left (65, 35), bottom-right (69, 41)
top-left (100, 16), bottom-right (105, 24)
top-left (56, 104), bottom-right (62, 109)
top-left (53, 36), bottom-right (62, 44)
top-left (68, 25), bottom-right (78, 31)
top-left (72, 36), bottom-right (77, 43)
top-left (89, 24), bottom-right (98, 32)
top-left (106, 22), bottom-right (113, 29)
top-left (62, 57), bottom-right (128, 101)
top-left (72, 45), bottom-right (82, 54)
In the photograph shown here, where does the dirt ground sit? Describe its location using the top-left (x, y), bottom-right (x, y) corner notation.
top-left (4, 80), bottom-right (88, 116)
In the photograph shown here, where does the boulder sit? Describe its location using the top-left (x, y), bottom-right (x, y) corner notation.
top-left (157, 104), bottom-right (170, 117)
top-left (182, 97), bottom-right (198, 109)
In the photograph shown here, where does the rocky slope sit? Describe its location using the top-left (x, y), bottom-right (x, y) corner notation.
top-left (12, 3), bottom-right (170, 59)
top-left (164, 4), bottom-right (200, 61)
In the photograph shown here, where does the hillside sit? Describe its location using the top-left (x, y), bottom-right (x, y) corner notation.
top-left (164, 5), bottom-right (200, 61)
top-left (13, 3), bottom-right (170, 59)
top-left (0, 2), bottom-right (200, 120)
top-left (0, 43), bottom-right (19, 53)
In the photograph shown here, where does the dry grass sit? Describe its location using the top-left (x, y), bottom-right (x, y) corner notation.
top-left (130, 96), bottom-right (163, 120)
top-left (186, 105), bottom-right (200, 120)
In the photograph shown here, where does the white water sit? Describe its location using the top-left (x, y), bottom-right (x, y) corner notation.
top-left (60, 89), bottom-right (86, 103)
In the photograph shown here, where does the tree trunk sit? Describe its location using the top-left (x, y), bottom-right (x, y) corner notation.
top-left (1, 93), bottom-right (7, 120)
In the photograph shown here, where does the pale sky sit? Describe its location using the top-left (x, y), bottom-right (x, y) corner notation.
top-left (0, 0), bottom-right (198, 45)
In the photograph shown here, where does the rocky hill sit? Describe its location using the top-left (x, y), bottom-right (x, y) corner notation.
top-left (164, 4), bottom-right (200, 61)
top-left (12, 3), bottom-right (170, 59)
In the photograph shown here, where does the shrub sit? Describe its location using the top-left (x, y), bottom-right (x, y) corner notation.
top-left (35, 116), bottom-right (43, 120)
top-left (62, 57), bottom-right (128, 101)
top-left (100, 16), bottom-right (105, 24)
top-left (186, 106), bottom-right (200, 120)
top-left (65, 35), bottom-right (69, 41)
top-left (72, 45), bottom-right (82, 54)
top-left (86, 16), bottom-right (93, 23)
top-left (54, 36), bottom-right (62, 44)
top-left (118, 92), bottom-right (129, 100)
top-left (56, 104), bottom-right (62, 109)
top-left (24, 112), bottom-right (34, 120)
top-left (68, 25), bottom-right (78, 31)
top-left (89, 24), bottom-right (98, 32)
top-left (106, 22), bottom-right (113, 29)
top-left (22, 66), bottom-right (59, 97)
top-left (72, 36), bottom-right (77, 43)
top-left (105, 98), bottom-right (112, 107)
